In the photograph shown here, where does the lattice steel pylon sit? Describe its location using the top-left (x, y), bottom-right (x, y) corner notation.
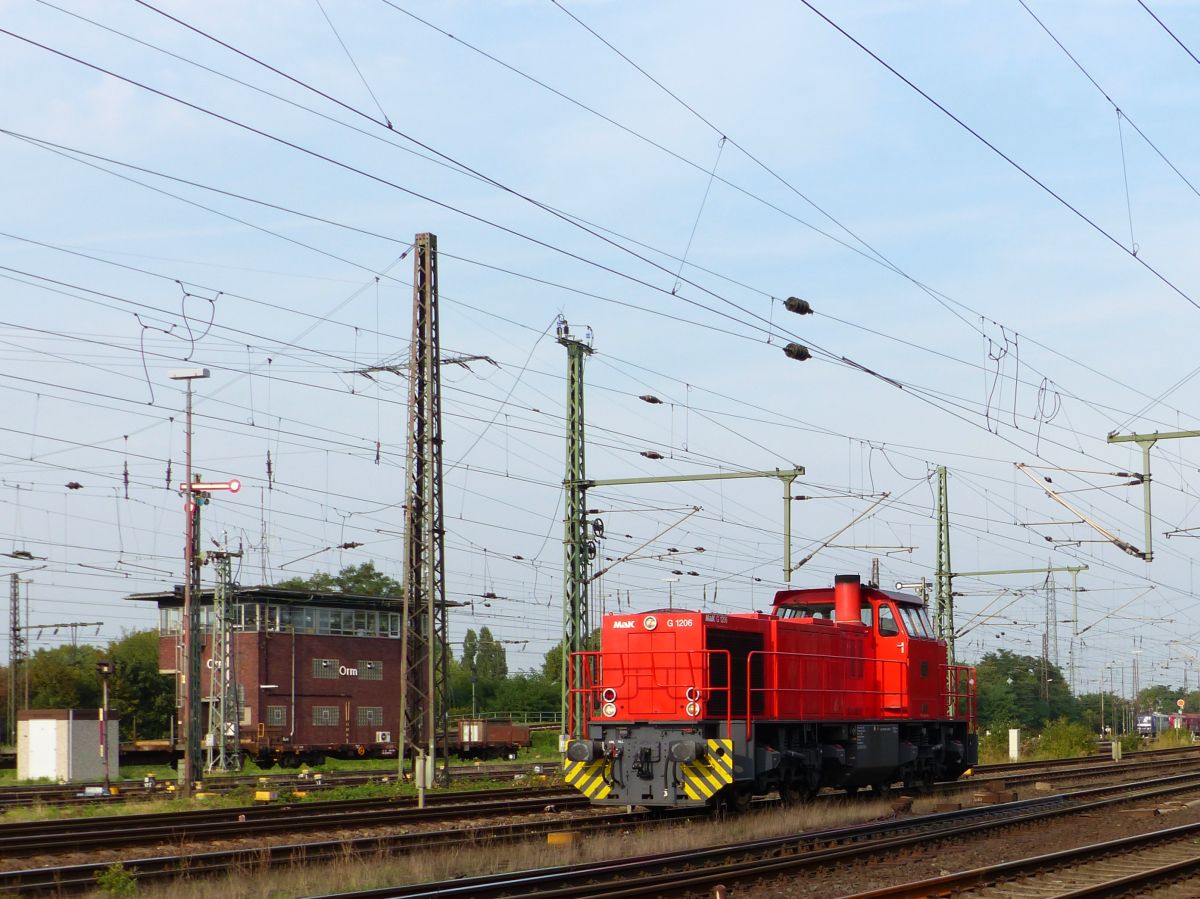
top-left (934, 465), bottom-right (954, 663)
top-left (399, 232), bottom-right (450, 783)
top-left (205, 550), bottom-right (242, 772)
top-left (1045, 567), bottom-right (1058, 668)
top-left (7, 574), bottom-right (26, 744)
top-left (558, 318), bottom-right (593, 738)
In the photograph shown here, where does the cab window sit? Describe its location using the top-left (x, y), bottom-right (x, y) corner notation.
top-left (860, 604), bottom-right (874, 628)
top-left (777, 602), bottom-right (835, 620)
top-left (878, 604), bottom-right (901, 637)
top-left (900, 606), bottom-right (930, 638)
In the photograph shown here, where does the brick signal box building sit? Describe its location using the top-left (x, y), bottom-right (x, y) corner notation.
top-left (129, 586), bottom-right (402, 767)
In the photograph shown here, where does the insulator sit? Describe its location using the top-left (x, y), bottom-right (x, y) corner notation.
top-left (641, 451), bottom-right (664, 460)
top-left (784, 296), bottom-right (813, 315)
top-left (783, 343), bottom-right (811, 362)
top-left (639, 394), bottom-right (663, 404)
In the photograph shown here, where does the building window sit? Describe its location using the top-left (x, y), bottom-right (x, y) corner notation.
top-left (313, 706), bottom-right (340, 727)
top-left (267, 705), bottom-right (287, 727)
top-left (358, 660), bottom-right (383, 681)
top-left (312, 658), bottom-right (339, 679)
top-left (357, 706), bottom-right (384, 727)
top-left (240, 706), bottom-right (252, 726)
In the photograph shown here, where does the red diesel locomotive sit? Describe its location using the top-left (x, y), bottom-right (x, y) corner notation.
top-left (564, 574), bottom-right (976, 808)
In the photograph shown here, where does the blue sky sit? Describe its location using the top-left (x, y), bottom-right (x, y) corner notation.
top-left (3, 0), bottom-right (1200, 698)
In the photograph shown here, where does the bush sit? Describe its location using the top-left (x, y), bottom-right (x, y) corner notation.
top-left (1035, 718), bottom-right (1097, 759)
top-left (977, 728), bottom-right (1014, 764)
top-left (95, 863), bottom-right (137, 896)
top-left (1154, 727), bottom-right (1195, 748)
top-left (1118, 732), bottom-right (1142, 755)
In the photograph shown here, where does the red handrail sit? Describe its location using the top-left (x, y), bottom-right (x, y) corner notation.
top-left (745, 649), bottom-right (911, 730)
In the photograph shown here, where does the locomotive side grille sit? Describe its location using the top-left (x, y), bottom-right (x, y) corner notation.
top-left (680, 738), bottom-right (734, 800)
top-left (563, 758), bottom-right (613, 799)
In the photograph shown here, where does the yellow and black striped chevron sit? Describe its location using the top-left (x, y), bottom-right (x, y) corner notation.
top-left (562, 757), bottom-right (612, 800)
top-left (679, 738), bottom-right (734, 801)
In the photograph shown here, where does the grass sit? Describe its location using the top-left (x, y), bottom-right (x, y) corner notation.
top-left (1152, 728), bottom-right (1195, 749)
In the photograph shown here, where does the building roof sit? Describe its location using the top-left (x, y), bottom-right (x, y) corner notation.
top-left (125, 584), bottom-right (409, 613)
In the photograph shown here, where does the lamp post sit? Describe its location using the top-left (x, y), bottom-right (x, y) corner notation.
top-left (170, 367), bottom-right (210, 798)
top-left (95, 658), bottom-right (112, 792)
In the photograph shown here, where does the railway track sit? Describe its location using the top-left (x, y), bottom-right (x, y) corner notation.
top-left (0, 761), bottom-right (538, 809)
top-left (848, 818), bottom-right (1200, 897)
top-left (0, 793), bottom-right (632, 894)
top-left (2, 748), bottom-right (1197, 894)
top-left (0, 786), bottom-right (581, 858)
top-left (971, 742), bottom-right (1200, 775)
top-left (949, 749), bottom-right (1200, 795)
top-left (302, 771), bottom-right (1200, 898)
top-left (0, 745), bottom-right (1186, 811)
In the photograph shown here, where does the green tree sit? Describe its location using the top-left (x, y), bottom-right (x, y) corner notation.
top-left (475, 627), bottom-right (508, 680)
top-left (1137, 684), bottom-right (1184, 715)
top-left (541, 632), bottom-right (600, 683)
top-left (488, 671), bottom-right (559, 716)
top-left (26, 644), bottom-right (103, 709)
top-left (462, 630), bottom-right (479, 677)
top-left (975, 649), bottom-right (1074, 732)
top-left (275, 561), bottom-right (402, 597)
top-left (107, 629), bottom-right (176, 741)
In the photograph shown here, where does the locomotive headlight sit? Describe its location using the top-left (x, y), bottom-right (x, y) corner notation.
top-left (602, 702), bottom-right (618, 718)
top-left (601, 687), bottom-right (618, 703)
top-left (668, 740), bottom-right (706, 763)
top-left (685, 686), bottom-right (701, 702)
top-left (685, 700), bottom-right (702, 717)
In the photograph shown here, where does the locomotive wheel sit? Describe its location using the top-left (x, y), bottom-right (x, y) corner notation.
top-left (906, 771), bottom-right (934, 794)
top-left (726, 786), bottom-right (752, 813)
top-left (780, 782), bottom-right (803, 804)
top-left (870, 781), bottom-right (894, 799)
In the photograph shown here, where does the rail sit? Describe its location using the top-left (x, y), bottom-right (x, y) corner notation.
top-left (448, 712), bottom-right (560, 727)
top-left (946, 663), bottom-right (976, 726)
top-left (745, 649), bottom-right (912, 730)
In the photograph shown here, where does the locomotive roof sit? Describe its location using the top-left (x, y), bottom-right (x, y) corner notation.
top-left (124, 583), bottom-right (454, 612)
top-left (772, 584), bottom-right (923, 606)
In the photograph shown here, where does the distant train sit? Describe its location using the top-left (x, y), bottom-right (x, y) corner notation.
top-left (122, 718), bottom-right (532, 770)
top-left (1138, 711), bottom-right (1200, 739)
top-left (564, 575), bottom-right (977, 809)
